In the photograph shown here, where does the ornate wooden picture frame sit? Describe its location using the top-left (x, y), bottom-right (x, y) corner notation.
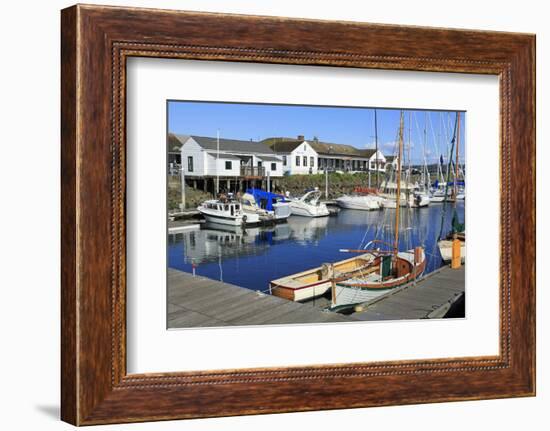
top-left (61, 4), bottom-right (535, 425)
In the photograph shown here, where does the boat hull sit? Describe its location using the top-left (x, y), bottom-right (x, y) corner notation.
top-left (438, 239), bottom-right (466, 263)
top-left (273, 202), bottom-right (291, 220)
top-left (289, 202), bottom-right (329, 217)
top-left (332, 249), bottom-right (426, 307)
top-left (198, 209), bottom-right (261, 226)
top-left (270, 253), bottom-right (374, 302)
top-left (336, 196), bottom-right (380, 211)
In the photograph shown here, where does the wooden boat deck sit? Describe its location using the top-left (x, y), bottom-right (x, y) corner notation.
top-left (167, 265), bottom-right (465, 328)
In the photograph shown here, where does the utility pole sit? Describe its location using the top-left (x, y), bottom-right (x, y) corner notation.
top-left (180, 167), bottom-right (186, 210)
top-left (325, 145), bottom-right (332, 199)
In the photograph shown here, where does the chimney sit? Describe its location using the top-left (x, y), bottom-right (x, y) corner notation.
top-left (297, 135), bottom-right (305, 141)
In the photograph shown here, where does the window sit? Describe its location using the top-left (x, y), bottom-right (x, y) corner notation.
top-left (310, 156), bottom-right (314, 167)
top-left (283, 155), bottom-right (287, 166)
top-left (187, 156), bottom-right (194, 172)
top-left (257, 161), bottom-right (262, 167)
top-left (296, 156), bottom-right (300, 166)
top-left (303, 156), bottom-right (307, 166)
top-left (225, 160), bottom-right (232, 170)
top-left (271, 162), bottom-right (276, 171)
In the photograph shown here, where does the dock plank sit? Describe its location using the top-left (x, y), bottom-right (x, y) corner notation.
top-left (167, 265), bottom-right (465, 328)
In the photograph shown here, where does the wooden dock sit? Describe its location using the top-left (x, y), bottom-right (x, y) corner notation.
top-left (168, 268), bottom-right (354, 328)
top-left (351, 266), bottom-right (465, 321)
top-left (167, 265), bottom-right (465, 328)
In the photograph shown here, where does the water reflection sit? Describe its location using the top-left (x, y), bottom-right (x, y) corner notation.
top-left (168, 202), bottom-right (464, 293)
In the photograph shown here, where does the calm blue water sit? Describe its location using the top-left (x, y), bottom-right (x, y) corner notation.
top-left (168, 202), bottom-right (465, 294)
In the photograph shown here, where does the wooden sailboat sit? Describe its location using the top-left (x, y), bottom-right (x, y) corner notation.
top-left (332, 111), bottom-right (427, 308)
top-left (269, 253), bottom-right (375, 302)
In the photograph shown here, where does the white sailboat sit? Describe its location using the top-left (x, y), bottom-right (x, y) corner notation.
top-left (332, 111), bottom-right (427, 309)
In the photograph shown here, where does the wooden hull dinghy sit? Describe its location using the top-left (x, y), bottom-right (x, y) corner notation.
top-left (333, 247), bottom-right (426, 308)
top-left (270, 253), bottom-right (375, 302)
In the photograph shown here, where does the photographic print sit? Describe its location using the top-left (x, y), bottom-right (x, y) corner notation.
top-left (167, 101), bottom-right (466, 328)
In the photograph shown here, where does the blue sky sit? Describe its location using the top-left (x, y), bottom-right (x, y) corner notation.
top-left (168, 101), bottom-right (466, 165)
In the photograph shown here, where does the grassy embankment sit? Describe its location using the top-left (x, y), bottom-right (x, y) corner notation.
top-left (168, 172), bottom-right (424, 210)
top-left (276, 172), bottom-right (385, 199)
top-left (168, 176), bottom-right (211, 210)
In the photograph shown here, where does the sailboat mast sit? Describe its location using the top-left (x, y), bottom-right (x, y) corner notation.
top-left (374, 109), bottom-right (379, 187)
top-left (394, 111), bottom-right (404, 256)
top-left (454, 112), bottom-right (461, 200)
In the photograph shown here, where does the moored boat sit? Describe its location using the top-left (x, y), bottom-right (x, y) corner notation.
top-left (332, 111), bottom-right (427, 309)
top-left (335, 194), bottom-right (381, 211)
top-left (240, 192), bottom-right (275, 222)
top-left (438, 238), bottom-right (466, 263)
top-left (289, 189), bottom-right (329, 217)
top-left (333, 247), bottom-right (426, 307)
top-left (270, 253), bottom-right (375, 301)
top-left (245, 188), bottom-right (291, 221)
top-left (197, 199), bottom-right (260, 226)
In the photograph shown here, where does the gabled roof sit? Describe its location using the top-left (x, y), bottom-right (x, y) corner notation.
top-left (261, 138), bottom-right (304, 154)
top-left (170, 134), bottom-right (276, 155)
top-left (358, 148), bottom-right (378, 158)
top-left (309, 141), bottom-right (363, 157)
top-left (263, 136), bottom-right (377, 158)
top-left (206, 152), bottom-right (241, 160)
top-left (258, 155), bottom-right (283, 162)
top-left (168, 133), bottom-right (189, 152)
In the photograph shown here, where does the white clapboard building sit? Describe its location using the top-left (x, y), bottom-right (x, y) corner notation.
top-left (171, 134), bottom-right (284, 178)
top-left (265, 136), bottom-right (388, 174)
top-left (263, 136), bottom-right (319, 175)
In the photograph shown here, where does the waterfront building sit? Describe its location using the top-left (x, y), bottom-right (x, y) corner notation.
top-left (265, 136), bottom-right (387, 174)
top-left (262, 136), bottom-right (319, 175)
top-left (169, 133), bottom-right (283, 193)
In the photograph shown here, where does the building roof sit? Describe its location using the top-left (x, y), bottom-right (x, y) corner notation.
top-left (267, 136), bottom-right (383, 159)
top-left (207, 152), bottom-right (241, 160)
top-left (258, 155), bottom-right (283, 162)
top-left (263, 136), bottom-right (379, 158)
top-left (357, 148), bottom-right (377, 158)
top-left (170, 134), bottom-right (276, 155)
top-left (310, 141), bottom-right (363, 157)
top-left (168, 133), bottom-right (189, 153)
top-left (261, 138), bottom-right (305, 154)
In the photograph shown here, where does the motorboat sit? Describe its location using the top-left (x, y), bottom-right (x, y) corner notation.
top-left (412, 190), bottom-right (431, 208)
top-left (335, 194), bottom-right (381, 211)
top-left (240, 192), bottom-right (275, 222)
top-left (245, 188), bottom-right (291, 221)
top-left (197, 199), bottom-right (260, 226)
top-left (288, 189), bottom-right (329, 217)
